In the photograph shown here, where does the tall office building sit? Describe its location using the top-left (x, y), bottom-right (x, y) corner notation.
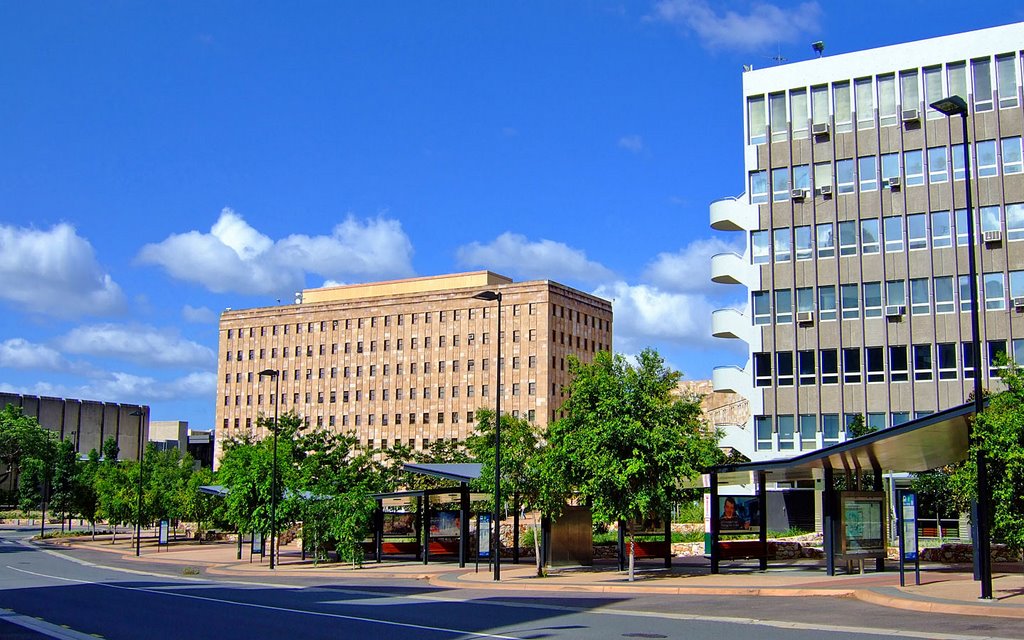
top-left (710, 23), bottom-right (1024, 460)
top-left (215, 271), bottom-right (613, 464)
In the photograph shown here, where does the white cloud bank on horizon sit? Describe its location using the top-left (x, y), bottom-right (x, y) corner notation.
top-left (643, 237), bottom-right (744, 294)
top-left (456, 232), bottom-right (615, 285)
top-left (0, 223), bottom-right (125, 318)
top-left (0, 370), bottom-right (216, 404)
top-left (138, 208), bottom-right (415, 296)
top-left (57, 323), bottom-right (215, 368)
top-left (650, 0), bottom-right (822, 51)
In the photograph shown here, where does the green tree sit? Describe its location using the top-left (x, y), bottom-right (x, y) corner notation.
top-left (73, 449), bottom-right (102, 539)
top-left (95, 437), bottom-right (133, 544)
top-left (50, 439), bottom-right (79, 531)
top-left (950, 361), bottom-right (1024, 554)
top-left (547, 349), bottom-right (724, 581)
top-left (0, 405), bottom-right (57, 505)
top-left (846, 414), bottom-right (877, 438)
top-left (181, 467), bottom-right (218, 540)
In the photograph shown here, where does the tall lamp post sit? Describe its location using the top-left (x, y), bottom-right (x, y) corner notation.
top-left (473, 289), bottom-right (502, 581)
top-left (258, 368), bottom-right (281, 570)
top-left (129, 409), bottom-right (145, 557)
top-left (930, 95), bottom-right (992, 600)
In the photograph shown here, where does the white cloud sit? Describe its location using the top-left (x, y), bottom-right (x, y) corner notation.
top-left (0, 371), bottom-right (217, 404)
top-left (595, 281), bottom-right (719, 352)
top-left (651, 0), bottom-right (822, 51)
top-left (182, 305), bottom-right (218, 324)
top-left (456, 233), bottom-right (614, 285)
top-left (0, 223), bottom-right (125, 318)
top-left (58, 324), bottom-right (215, 368)
top-left (0, 339), bottom-right (66, 371)
top-left (643, 237), bottom-right (743, 293)
top-left (137, 208), bottom-right (415, 296)
top-left (618, 134), bottom-right (645, 153)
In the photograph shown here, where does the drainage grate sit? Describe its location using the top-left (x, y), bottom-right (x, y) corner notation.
top-left (622, 634), bottom-right (668, 639)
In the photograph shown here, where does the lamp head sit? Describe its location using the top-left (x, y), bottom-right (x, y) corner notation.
top-left (473, 290), bottom-right (499, 302)
top-left (929, 95), bottom-right (968, 117)
top-left (811, 41), bottom-right (824, 55)
top-left (258, 368), bottom-right (279, 378)
top-left (129, 409), bottom-right (144, 417)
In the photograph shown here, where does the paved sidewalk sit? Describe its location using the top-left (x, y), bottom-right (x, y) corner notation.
top-left (38, 534), bottom-right (1024, 619)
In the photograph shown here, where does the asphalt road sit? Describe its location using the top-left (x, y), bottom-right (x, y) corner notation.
top-left (0, 528), bottom-right (1019, 640)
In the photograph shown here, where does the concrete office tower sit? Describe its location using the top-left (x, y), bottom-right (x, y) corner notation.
top-left (710, 23), bottom-right (1024, 460)
top-left (215, 271), bottom-right (613, 465)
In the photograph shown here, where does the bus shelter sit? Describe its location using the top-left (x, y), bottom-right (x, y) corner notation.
top-left (706, 402), bottom-right (976, 577)
top-left (371, 462), bottom-right (488, 568)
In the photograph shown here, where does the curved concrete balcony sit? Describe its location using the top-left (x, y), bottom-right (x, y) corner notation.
top-left (709, 195), bottom-right (758, 232)
top-left (710, 252), bottom-right (757, 286)
top-left (712, 365), bottom-right (749, 394)
top-left (711, 308), bottom-right (751, 342)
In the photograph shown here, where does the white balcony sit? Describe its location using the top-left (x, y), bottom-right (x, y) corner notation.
top-left (711, 308), bottom-right (751, 342)
top-left (710, 252), bottom-right (756, 286)
top-left (710, 195), bottom-right (758, 232)
top-left (712, 365), bottom-right (750, 394)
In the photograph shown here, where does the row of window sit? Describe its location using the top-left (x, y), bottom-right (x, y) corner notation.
top-left (226, 303), bottom-right (611, 341)
top-left (225, 355), bottom-right (540, 385)
top-left (754, 411), bottom-right (937, 451)
top-left (749, 136), bottom-right (1023, 204)
top-left (751, 205), bottom-right (1024, 265)
top-left (748, 52), bottom-right (1021, 145)
top-left (223, 379), bottom-right (540, 407)
top-left (225, 407), bottom-right (539, 433)
top-left (752, 339), bottom-right (1021, 388)
top-left (752, 271), bottom-right (1024, 325)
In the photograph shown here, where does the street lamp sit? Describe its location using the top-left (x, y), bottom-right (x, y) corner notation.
top-left (258, 368), bottom-right (281, 570)
top-left (929, 94), bottom-right (992, 600)
top-left (129, 409), bottom-right (145, 557)
top-left (473, 289), bottom-right (502, 581)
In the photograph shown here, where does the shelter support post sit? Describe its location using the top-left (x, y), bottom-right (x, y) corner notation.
top-left (709, 472), bottom-right (719, 575)
top-left (459, 484), bottom-right (470, 568)
top-left (823, 467), bottom-right (835, 576)
top-left (664, 515), bottom-right (672, 569)
top-left (415, 497), bottom-right (423, 561)
top-left (541, 514), bottom-right (551, 568)
top-left (617, 519), bottom-right (626, 572)
top-left (758, 471), bottom-right (768, 571)
top-left (375, 505), bottom-right (383, 563)
top-left (423, 494), bottom-right (431, 566)
top-left (512, 493), bottom-right (520, 564)
top-left (873, 469), bottom-right (885, 573)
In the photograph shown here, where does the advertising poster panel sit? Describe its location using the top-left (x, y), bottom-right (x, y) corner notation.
top-left (430, 511), bottom-right (461, 537)
top-left (382, 513), bottom-right (416, 538)
top-left (478, 514), bottom-right (491, 558)
top-left (717, 495), bottom-right (761, 534)
top-left (840, 492), bottom-right (886, 557)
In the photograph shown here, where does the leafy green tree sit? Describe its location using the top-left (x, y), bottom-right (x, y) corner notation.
top-left (50, 439), bottom-right (79, 530)
top-left (0, 405), bottom-right (53, 478)
top-left (73, 449), bottom-right (102, 539)
top-left (182, 466), bottom-right (218, 540)
top-left (547, 349), bottom-right (724, 580)
top-left (846, 414), bottom-right (877, 438)
top-left (95, 437), bottom-right (133, 544)
top-left (950, 361), bottom-right (1024, 553)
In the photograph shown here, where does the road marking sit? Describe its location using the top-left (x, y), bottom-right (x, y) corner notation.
top-left (4, 566), bottom-right (519, 639)
top-left (0, 608), bottom-right (101, 640)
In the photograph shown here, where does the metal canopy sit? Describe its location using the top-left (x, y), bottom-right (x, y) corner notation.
top-left (712, 402), bottom-right (975, 483)
top-left (402, 462), bottom-right (482, 483)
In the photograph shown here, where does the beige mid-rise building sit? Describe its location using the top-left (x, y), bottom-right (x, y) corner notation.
top-left (215, 271), bottom-right (613, 464)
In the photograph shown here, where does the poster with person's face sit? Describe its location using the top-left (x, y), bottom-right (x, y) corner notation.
top-left (717, 496), bottom-right (760, 534)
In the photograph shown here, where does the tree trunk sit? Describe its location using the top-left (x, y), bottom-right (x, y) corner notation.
top-left (111, 527), bottom-right (117, 544)
top-left (627, 530), bottom-right (636, 582)
top-left (533, 515), bottom-right (544, 577)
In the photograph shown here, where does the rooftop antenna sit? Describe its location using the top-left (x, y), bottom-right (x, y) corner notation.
top-left (812, 40), bottom-right (825, 58)
top-left (742, 64), bottom-right (754, 72)
top-left (768, 43), bottom-right (787, 65)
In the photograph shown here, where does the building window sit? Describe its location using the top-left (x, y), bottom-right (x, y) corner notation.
top-left (907, 214), bottom-right (928, 250)
top-left (931, 211), bottom-right (952, 248)
top-left (818, 286), bottom-right (837, 321)
top-left (816, 223), bottom-right (834, 258)
top-left (755, 416), bottom-right (773, 451)
top-left (923, 65), bottom-right (943, 119)
top-left (843, 348), bottom-right (861, 384)
top-left (1003, 137), bottom-right (1023, 174)
top-left (955, 209), bottom-right (970, 246)
top-left (748, 95), bottom-right (767, 145)
top-left (877, 73), bottom-right (897, 126)
top-left (937, 343), bottom-right (957, 380)
top-left (814, 162), bottom-right (832, 192)
top-left (775, 289), bottom-right (792, 324)
top-left (977, 140), bottom-right (998, 177)
top-left (840, 284), bottom-right (859, 320)
top-left (865, 347), bottom-right (884, 383)
top-left (904, 150), bottom-right (924, 186)
top-left (1013, 338), bottom-right (1024, 366)
top-left (995, 54), bottom-right (1018, 108)
top-left (836, 159), bottom-right (855, 194)
top-left (798, 350), bottom-right (815, 386)
top-left (820, 349), bottom-right (838, 385)
top-left (834, 81), bottom-right (852, 132)
top-left (928, 146), bottom-right (948, 183)
top-left (861, 219), bottom-right (879, 254)
top-left (983, 272), bottom-right (1005, 310)
top-left (772, 168), bottom-right (790, 202)
top-left (973, 57), bottom-right (993, 112)
top-left (795, 226), bottom-right (813, 261)
top-left (858, 155), bottom-right (877, 191)
top-left (884, 216), bottom-right (904, 252)
top-left (778, 415), bottom-right (796, 451)
top-left (796, 287), bottom-right (813, 315)
top-left (909, 278), bottom-right (930, 315)
top-left (790, 88), bottom-right (808, 138)
top-left (1010, 270), bottom-right (1024, 300)
top-left (769, 92), bottom-right (787, 141)
top-left (751, 230), bottom-right (770, 264)
top-left (822, 414), bottom-right (840, 446)
top-left (962, 343), bottom-right (976, 379)
top-left (855, 77), bottom-right (873, 129)
top-left (863, 282), bottom-right (882, 318)
top-left (881, 152), bottom-right (900, 186)
top-left (799, 414), bottom-right (817, 450)
top-left (889, 346), bottom-right (909, 382)
top-left (776, 352), bottom-right (794, 387)
top-left (932, 276), bottom-right (954, 314)
top-left (752, 291), bottom-right (771, 325)
top-left (988, 340), bottom-right (1007, 378)
top-left (838, 221), bottom-right (857, 256)
top-left (754, 352), bottom-right (772, 387)
top-left (900, 68), bottom-right (919, 111)
top-left (773, 228), bottom-right (791, 263)
top-left (750, 171), bottom-right (768, 204)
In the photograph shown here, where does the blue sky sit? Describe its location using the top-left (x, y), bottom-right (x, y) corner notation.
top-left (1, 2), bottom-right (1021, 429)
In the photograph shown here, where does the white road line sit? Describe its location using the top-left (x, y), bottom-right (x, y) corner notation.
top-left (0, 608), bottom-right (100, 640)
top-left (4, 565), bottom-right (518, 640)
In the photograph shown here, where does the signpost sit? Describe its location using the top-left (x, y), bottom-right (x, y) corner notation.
top-left (158, 520), bottom-right (169, 550)
top-left (251, 531), bottom-right (264, 563)
top-left (477, 514), bottom-right (491, 574)
top-left (897, 489), bottom-right (921, 586)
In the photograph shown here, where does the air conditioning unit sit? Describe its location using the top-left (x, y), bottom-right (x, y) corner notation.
top-left (812, 122), bottom-right (830, 136)
top-left (901, 108), bottom-right (920, 123)
top-left (796, 311), bottom-right (814, 324)
top-left (888, 176), bottom-right (902, 189)
top-left (983, 230), bottom-right (1002, 243)
top-left (818, 184), bottom-right (833, 197)
top-left (791, 188), bottom-right (809, 200)
top-left (884, 305), bottom-right (906, 318)
top-left (1013, 297), bottom-right (1024, 310)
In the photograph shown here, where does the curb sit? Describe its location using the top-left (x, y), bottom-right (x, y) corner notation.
top-left (852, 589), bottom-right (1024, 619)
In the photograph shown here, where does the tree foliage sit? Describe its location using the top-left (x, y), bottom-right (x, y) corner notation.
top-left (546, 349), bottom-right (724, 580)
